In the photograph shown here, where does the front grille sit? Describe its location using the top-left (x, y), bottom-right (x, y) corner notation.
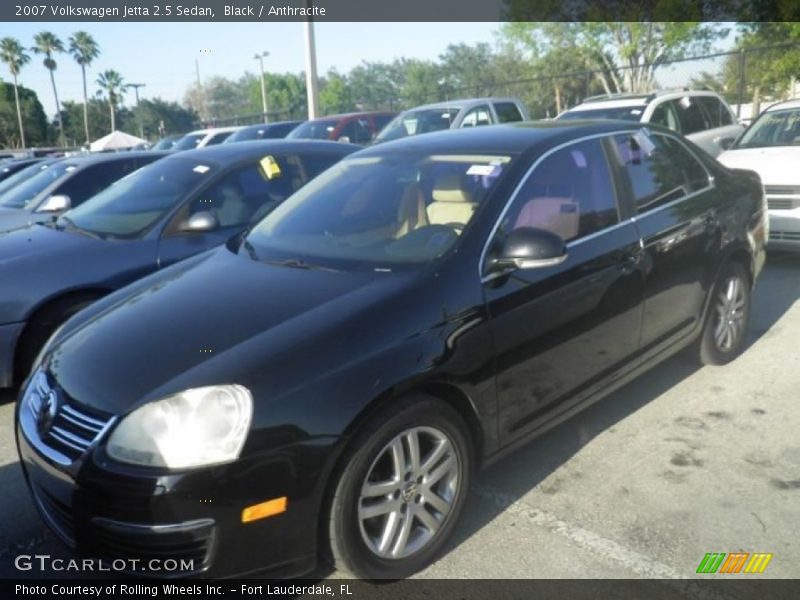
top-left (765, 185), bottom-right (800, 196)
top-left (90, 518), bottom-right (216, 574)
top-left (32, 485), bottom-right (75, 546)
top-left (769, 230), bottom-right (800, 242)
top-left (26, 373), bottom-right (113, 461)
top-left (766, 186), bottom-right (800, 210)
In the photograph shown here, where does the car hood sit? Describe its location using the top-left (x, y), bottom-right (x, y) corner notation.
top-left (718, 147), bottom-right (800, 186)
top-left (0, 223), bottom-right (103, 269)
top-left (49, 247), bottom-right (416, 415)
top-left (0, 224), bottom-right (156, 325)
top-left (0, 207), bottom-right (38, 233)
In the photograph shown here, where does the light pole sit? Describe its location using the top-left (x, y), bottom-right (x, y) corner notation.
top-left (127, 82), bottom-right (146, 139)
top-left (254, 51), bottom-right (270, 123)
top-left (303, 15), bottom-right (319, 119)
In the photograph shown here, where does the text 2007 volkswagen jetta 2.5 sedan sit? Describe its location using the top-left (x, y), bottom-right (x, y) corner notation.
top-left (17, 121), bottom-right (766, 579)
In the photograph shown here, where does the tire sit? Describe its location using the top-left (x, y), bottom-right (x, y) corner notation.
top-left (325, 394), bottom-right (473, 579)
top-left (14, 295), bottom-right (99, 385)
top-left (696, 262), bottom-right (751, 366)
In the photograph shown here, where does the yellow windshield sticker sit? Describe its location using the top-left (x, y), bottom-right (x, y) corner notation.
top-left (259, 155), bottom-right (282, 180)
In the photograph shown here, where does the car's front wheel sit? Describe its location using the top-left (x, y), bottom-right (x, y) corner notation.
top-left (697, 262), bottom-right (751, 365)
top-left (325, 394), bottom-right (473, 579)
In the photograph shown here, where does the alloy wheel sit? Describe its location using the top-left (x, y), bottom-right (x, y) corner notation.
top-left (713, 276), bottom-right (747, 352)
top-left (357, 426), bottom-right (459, 560)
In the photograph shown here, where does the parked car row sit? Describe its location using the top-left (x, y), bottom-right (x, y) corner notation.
top-left (0, 90), bottom-right (777, 581)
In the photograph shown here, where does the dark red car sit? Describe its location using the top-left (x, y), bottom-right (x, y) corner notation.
top-left (287, 111), bottom-right (396, 145)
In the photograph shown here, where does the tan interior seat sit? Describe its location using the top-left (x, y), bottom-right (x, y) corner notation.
top-left (427, 174), bottom-right (477, 226)
top-left (513, 197), bottom-right (580, 241)
top-left (396, 183), bottom-right (428, 236)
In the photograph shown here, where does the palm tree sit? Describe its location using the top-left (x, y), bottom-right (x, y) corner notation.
top-left (96, 69), bottom-right (125, 132)
top-left (31, 31), bottom-right (66, 146)
top-left (0, 37), bottom-right (31, 149)
top-left (68, 31), bottom-right (100, 145)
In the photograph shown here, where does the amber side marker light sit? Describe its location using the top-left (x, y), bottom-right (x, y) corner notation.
top-left (242, 497), bottom-right (288, 523)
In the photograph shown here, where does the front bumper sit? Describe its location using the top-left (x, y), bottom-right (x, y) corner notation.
top-left (16, 387), bottom-right (338, 578)
top-left (0, 321), bottom-right (25, 388)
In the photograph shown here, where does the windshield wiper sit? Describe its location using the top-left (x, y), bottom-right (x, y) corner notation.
top-left (263, 258), bottom-right (340, 272)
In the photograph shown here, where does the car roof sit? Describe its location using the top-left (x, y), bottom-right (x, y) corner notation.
top-left (574, 89), bottom-right (725, 109)
top-left (765, 99), bottom-right (800, 112)
top-left (404, 97), bottom-right (523, 112)
top-left (59, 150), bottom-right (169, 167)
top-left (163, 139), bottom-right (360, 163)
top-left (353, 120), bottom-right (642, 156)
top-left (236, 121), bottom-right (303, 131)
top-left (307, 111), bottom-right (395, 122)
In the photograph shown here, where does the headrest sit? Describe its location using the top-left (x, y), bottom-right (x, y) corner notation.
top-left (432, 173), bottom-right (474, 204)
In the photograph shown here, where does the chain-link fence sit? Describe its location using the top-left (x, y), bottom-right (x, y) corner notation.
top-left (209, 42), bottom-right (800, 126)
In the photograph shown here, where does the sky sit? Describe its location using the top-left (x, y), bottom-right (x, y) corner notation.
top-left (1, 22), bottom-right (501, 112)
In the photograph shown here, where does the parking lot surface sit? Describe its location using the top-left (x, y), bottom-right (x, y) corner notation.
top-left (1, 254), bottom-right (798, 580)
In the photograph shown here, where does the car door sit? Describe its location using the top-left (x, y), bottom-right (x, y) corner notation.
top-left (484, 135), bottom-right (645, 444)
top-left (608, 130), bottom-right (719, 354)
top-left (156, 153), bottom-right (315, 268)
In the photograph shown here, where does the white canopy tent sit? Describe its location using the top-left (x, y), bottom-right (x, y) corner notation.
top-left (89, 130), bottom-right (147, 152)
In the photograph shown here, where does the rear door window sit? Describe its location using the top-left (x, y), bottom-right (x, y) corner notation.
top-left (672, 97), bottom-right (709, 135)
top-left (610, 131), bottom-right (701, 212)
top-left (493, 102), bottom-right (524, 123)
top-left (696, 96), bottom-right (733, 127)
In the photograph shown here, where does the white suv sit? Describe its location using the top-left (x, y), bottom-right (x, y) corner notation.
top-left (557, 90), bottom-right (743, 157)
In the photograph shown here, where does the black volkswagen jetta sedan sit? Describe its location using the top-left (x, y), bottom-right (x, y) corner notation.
top-left (17, 121), bottom-right (766, 579)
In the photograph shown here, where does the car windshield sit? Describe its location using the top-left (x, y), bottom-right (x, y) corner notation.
top-left (61, 157), bottom-right (216, 238)
top-left (735, 108), bottom-right (800, 148)
top-left (0, 161), bottom-right (51, 199)
top-left (173, 133), bottom-right (206, 151)
top-left (558, 106), bottom-right (646, 122)
top-left (0, 161), bottom-right (77, 209)
top-left (375, 108), bottom-right (461, 142)
top-left (287, 119), bottom-right (339, 140)
top-left (245, 151), bottom-right (513, 269)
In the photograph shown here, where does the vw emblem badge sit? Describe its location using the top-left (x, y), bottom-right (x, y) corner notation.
top-left (37, 390), bottom-right (58, 434)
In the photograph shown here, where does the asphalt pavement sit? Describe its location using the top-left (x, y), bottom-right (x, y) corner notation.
top-left (1, 254), bottom-right (798, 583)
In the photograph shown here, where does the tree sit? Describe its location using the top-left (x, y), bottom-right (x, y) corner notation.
top-left (31, 31), bottom-right (66, 145)
top-left (0, 37), bottom-right (31, 148)
top-left (68, 31), bottom-right (100, 145)
top-left (501, 22), bottom-right (727, 94)
top-left (319, 69), bottom-right (352, 114)
top-left (96, 69), bottom-right (125, 132)
top-left (0, 82), bottom-right (48, 148)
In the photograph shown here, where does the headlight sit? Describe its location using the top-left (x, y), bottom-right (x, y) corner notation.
top-left (106, 385), bottom-right (252, 469)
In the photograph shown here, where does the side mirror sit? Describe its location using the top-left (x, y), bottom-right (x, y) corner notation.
top-left (337, 135), bottom-right (351, 143)
top-left (181, 211), bottom-right (219, 233)
top-left (720, 137), bottom-right (734, 150)
top-left (36, 194), bottom-right (71, 213)
top-left (488, 227), bottom-right (567, 276)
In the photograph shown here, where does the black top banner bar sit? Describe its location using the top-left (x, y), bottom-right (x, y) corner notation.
top-left (2, 0), bottom-right (799, 22)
